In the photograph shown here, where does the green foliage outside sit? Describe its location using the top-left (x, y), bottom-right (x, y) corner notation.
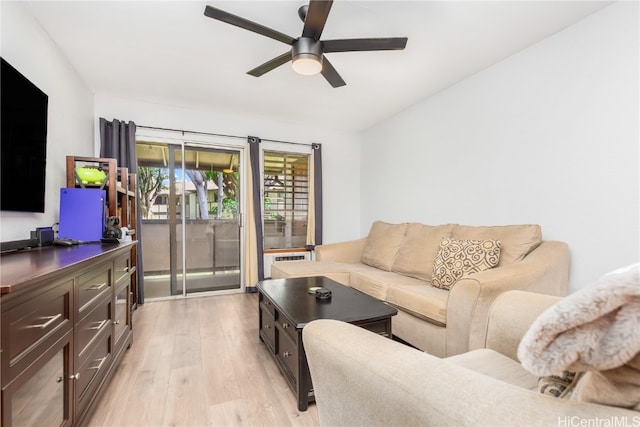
top-left (263, 197), bottom-right (280, 219)
top-left (138, 166), bottom-right (240, 220)
top-left (138, 166), bottom-right (168, 219)
top-left (209, 197), bottom-right (238, 219)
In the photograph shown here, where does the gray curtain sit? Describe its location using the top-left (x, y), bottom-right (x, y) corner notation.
top-left (100, 118), bottom-right (137, 169)
top-left (249, 136), bottom-right (265, 282)
top-left (99, 118), bottom-right (145, 305)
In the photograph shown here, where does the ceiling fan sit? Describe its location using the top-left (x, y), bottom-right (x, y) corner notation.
top-left (203, 1), bottom-right (408, 88)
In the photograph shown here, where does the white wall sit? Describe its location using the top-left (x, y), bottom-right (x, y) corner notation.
top-left (94, 95), bottom-right (362, 244)
top-left (0, 2), bottom-right (94, 242)
top-left (4, 1), bottom-right (635, 291)
top-left (361, 1), bottom-right (639, 291)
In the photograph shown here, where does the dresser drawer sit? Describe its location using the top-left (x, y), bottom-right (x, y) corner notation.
top-left (76, 298), bottom-right (111, 357)
top-left (113, 282), bottom-right (130, 347)
top-left (114, 253), bottom-right (131, 285)
top-left (78, 266), bottom-right (111, 316)
top-left (4, 332), bottom-right (72, 427)
top-left (76, 330), bottom-right (112, 412)
top-left (3, 280), bottom-right (73, 367)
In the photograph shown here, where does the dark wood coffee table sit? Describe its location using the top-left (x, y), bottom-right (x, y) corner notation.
top-left (257, 276), bottom-right (397, 411)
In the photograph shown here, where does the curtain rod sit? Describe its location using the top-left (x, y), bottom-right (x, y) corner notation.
top-left (137, 124), bottom-right (314, 147)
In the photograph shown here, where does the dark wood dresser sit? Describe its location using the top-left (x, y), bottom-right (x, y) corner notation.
top-left (1, 242), bottom-right (135, 427)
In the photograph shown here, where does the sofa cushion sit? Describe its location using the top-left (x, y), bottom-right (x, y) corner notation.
top-left (451, 224), bottom-right (541, 266)
top-left (361, 221), bottom-right (408, 271)
top-left (386, 283), bottom-right (449, 326)
top-left (270, 260), bottom-right (369, 286)
top-left (446, 349), bottom-right (538, 391)
top-left (432, 238), bottom-right (501, 290)
top-left (391, 223), bottom-right (454, 282)
top-left (349, 268), bottom-right (424, 301)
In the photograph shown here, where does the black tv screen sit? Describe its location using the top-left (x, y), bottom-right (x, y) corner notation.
top-left (1, 57), bottom-right (49, 213)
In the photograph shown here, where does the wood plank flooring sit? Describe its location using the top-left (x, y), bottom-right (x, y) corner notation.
top-left (88, 292), bottom-right (319, 427)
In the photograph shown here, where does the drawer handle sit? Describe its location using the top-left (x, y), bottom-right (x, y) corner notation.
top-left (69, 373), bottom-right (80, 380)
top-left (89, 356), bottom-right (108, 371)
top-left (282, 322), bottom-right (289, 329)
top-left (88, 282), bottom-right (108, 291)
top-left (264, 324), bottom-right (270, 329)
top-left (56, 376), bottom-right (64, 383)
top-left (88, 319), bottom-right (108, 331)
top-left (30, 313), bottom-right (62, 329)
top-left (282, 352), bottom-right (291, 358)
top-left (113, 320), bottom-right (120, 325)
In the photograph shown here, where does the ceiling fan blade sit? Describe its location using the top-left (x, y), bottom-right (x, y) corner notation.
top-left (247, 51), bottom-right (292, 77)
top-left (302, 0), bottom-right (333, 40)
top-left (204, 5), bottom-right (295, 46)
top-left (323, 37), bottom-right (408, 53)
top-left (320, 56), bottom-right (346, 88)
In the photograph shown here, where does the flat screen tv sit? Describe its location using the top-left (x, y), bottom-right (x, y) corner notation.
top-left (1, 57), bottom-right (49, 213)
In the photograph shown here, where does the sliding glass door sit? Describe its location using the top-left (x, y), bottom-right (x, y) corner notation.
top-left (136, 136), bottom-right (244, 299)
top-left (181, 145), bottom-right (241, 294)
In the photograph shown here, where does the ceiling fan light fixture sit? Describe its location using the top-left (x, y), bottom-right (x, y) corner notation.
top-left (292, 54), bottom-right (322, 75)
top-left (291, 37), bottom-right (323, 76)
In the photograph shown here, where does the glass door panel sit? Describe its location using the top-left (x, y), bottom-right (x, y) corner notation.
top-left (182, 146), bottom-right (241, 293)
top-left (136, 140), bottom-right (242, 299)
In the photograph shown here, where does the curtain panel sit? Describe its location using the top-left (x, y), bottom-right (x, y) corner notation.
top-left (246, 137), bottom-right (322, 286)
top-left (99, 118), bottom-right (137, 168)
top-left (306, 143), bottom-right (324, 248)
top-left (247, 136), bottom-right (265, 287)
top-left (306, 151), bottom-right (316, 247)
top-left (99, 118), bottom-right (145, 304)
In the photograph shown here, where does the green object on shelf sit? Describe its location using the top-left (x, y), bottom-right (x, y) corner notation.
top-left (76, 167), bottom-right (106, 184)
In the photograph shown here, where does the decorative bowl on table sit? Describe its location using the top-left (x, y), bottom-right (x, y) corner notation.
top-left (76, 167), bottom-right (106, 184)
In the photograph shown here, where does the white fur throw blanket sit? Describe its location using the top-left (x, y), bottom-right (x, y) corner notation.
top-left (518, 263), bottom-right (640, 409)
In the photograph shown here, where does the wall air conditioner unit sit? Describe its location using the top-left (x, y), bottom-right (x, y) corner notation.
top-left (264, 251), bottom-right (311, 278)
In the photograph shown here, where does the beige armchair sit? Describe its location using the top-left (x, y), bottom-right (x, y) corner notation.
top-left (303, 290), bottom-right (639, 426)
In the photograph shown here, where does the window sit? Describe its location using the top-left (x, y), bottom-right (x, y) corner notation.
top-left (263, 151), bottom-right (309, 250)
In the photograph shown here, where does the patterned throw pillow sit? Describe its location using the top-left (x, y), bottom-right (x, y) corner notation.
top-left (538, 371), bottom-right (583, 398)
top-left (432, 238), bottom-right (501, 290)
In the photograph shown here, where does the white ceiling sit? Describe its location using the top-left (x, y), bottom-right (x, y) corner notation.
top-left (23, 1), bottom-right (611, 132)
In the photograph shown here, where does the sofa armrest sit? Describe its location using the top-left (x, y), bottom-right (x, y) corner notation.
top-left (303, 319), bottom-right (637, 427)
top-left (484, 290), bottom-right (561, 361)
top-left (315, 238), bottom-right (367, 262)
top-left (446, 240), bottom-right (570, 356)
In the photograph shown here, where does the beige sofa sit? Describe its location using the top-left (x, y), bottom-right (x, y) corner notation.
top-left (271, 221), bottom-right (569, 357)
top-left (303, 291), bottom-right (639, 426)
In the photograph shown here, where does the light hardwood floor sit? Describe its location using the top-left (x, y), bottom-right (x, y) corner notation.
top-left (88, 292), bottom-right (319, 427)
